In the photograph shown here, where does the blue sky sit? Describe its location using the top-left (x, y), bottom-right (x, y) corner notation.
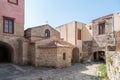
top-left (25, 0), bottom-right (120, 29)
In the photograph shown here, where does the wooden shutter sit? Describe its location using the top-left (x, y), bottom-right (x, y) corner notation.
top-left (78, 29), bottom-right (81, 40)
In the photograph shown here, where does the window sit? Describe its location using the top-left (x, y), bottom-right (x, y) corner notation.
top-left (45, 29), bottom-right (50, 37)
top-left (3, 17), bottom-right (14, 34)
top-left (98, 22), bottom-right (105, 35)
top-left (63, 53), bottom-right (66, 60)
top-left (8, 0), bottom-right (18, 5)
top-left (78, 29), bottom-right (81, 40)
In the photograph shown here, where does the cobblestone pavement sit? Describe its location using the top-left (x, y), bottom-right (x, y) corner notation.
top-left (0, 62), bottom-right (103, 80)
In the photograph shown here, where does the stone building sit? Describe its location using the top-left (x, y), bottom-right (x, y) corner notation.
top-left (1, 0), bottom-right (120, 72)
top-left (24, 24), bottom-right (75, 68)
top-left (0, 0), bottom-right (78, 68)
top-left (91, 12), bottom-right (120, 62)
top-left (105, 29), bottom-right (120, 80)
top-left (0, 0), bottom-right (25, 64)
top-left (56, 21), bottom-right (93, 62)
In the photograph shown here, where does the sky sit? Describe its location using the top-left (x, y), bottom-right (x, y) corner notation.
top-left (25, 0), bottom-right (120, 29)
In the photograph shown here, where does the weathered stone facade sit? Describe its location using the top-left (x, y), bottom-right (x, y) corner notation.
top-left (0, 0), bottom-right (77, 68)
top-left (92, 14), bottom-right (114, 52)
top-left (0, 35), bottom-right (29, 64)
top-left (105, 31), bottom-right (120, 80)
top-left (24, 24), bottom-right (75, 68)
top-left (0, 23), bottom-right (76, 68)
top-left (24, 24), bottom-right (60, 41)
top-left (1, 1), bottom-right (120, 78)
top-left (82, 41), bottom-right (92, 60)
top-left (92, 13), bottom-right (120, 80)
top-left (35, 47), bottom-right (72, 68)
top-left (0, 0), bottom-right (25, 64)
top-left (106, 52), bottom-right (120, 80)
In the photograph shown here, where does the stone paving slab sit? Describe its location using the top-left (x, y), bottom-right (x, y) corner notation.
top-left (0, 69), bottom-right (11, 78)
top-left (0, 62), bottom-right (103, 80)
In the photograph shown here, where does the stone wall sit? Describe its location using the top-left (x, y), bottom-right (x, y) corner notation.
top-left (18, 38), bottom-right (29, 65)
top-left (92, 14), bottom-right (114, 52)
top-left (106, 51), bottom-right (120, 80)
top-left (25, 24), bottom-right (60, 41)
top-left (106, 30), bottom-right (120, 80)
top-left (0, 34), bottom-right (30, 65)
top-left (56, 47), bottom-right (72, 68)
top-left (34, 47), bottom-right (72, 68)
top-left (82, 41), bottom-right (92, 60)
top-left (35, 48), bottom-right (57, 67)
top-left (0, 35), bottom-right (22, 64)
top-left (82, 41), bottom-right (92, 52)
top-left (28, 43), bottom-right (35, 65)
top-left (92, 36), bottom-right (106, 52)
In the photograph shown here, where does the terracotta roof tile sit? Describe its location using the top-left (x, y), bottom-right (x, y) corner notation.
top-left (38, 40), bottom-right (74, 48)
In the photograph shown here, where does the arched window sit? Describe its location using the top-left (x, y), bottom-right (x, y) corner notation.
top-left (63, 53), bottom-right (66, 60)
top-left (45, 29), bottom-right (50, 37)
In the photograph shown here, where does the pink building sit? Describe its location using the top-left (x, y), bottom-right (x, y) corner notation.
top-left (0, 0), bottom-right (24, 36)
top-left (0, 0), bottom-right (24, 64)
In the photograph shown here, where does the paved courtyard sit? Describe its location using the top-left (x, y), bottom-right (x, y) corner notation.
top-left (0, 62), bottom-right (103, 80)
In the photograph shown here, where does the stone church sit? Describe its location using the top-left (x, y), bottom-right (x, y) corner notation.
top-left (1, 0), bottom-right (120, 68)
top-left (0, 0), bottom-right (80, 68)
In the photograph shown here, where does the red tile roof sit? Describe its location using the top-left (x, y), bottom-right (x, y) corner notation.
top-left (38, 40), bottom-right (74, 48)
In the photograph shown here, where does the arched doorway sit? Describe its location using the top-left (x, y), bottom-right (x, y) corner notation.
top-left (0, 42), bottom-right (13, 63)
top-left (72, 47), bottom-right (79, 63)
top-left (93, 51), bottom-right (105, 62)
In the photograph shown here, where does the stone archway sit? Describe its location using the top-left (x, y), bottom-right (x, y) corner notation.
top-left (0, 41), bottom-right (13, 63)
top-left (72, 47), bottom-right (79, 63)
top-left (93, 51), bottom-right (105, 62)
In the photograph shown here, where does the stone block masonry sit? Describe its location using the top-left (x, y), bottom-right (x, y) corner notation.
top-left (106, 51), bottom-right (120, 80)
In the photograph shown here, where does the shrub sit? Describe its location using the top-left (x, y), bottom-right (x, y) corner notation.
top-left (98, 64), bottom-right (108, 80)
